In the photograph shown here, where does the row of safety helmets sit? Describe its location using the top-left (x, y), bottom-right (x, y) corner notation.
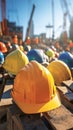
top-left (1, 49), bottom-right (73, 114)
top-left (0, 40), bottom-right (23, 54)
top-left (0, 40), bottom-right (32, 55)
top-left (1, 43), bottom-right (73, 69)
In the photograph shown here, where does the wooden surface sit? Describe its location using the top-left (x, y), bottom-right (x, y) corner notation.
top-left (1, 78), bottom-right (73, 130)
top-left (57, 86), bottom-right (73, 101)
top-left (0, 73), bottom-right (14, 107)
top-left (43, 105), bottom-right (73, 130)
top-left (0, 84), bottom-right (13, 106)
top-left (62, 80), bottom-right (73, 92)
top-left (57, 80), bottom-right (73, 112)
top-left (0, 76), bottom-right (13, 130)
top-left (7, 103), bottom-right (50, 130)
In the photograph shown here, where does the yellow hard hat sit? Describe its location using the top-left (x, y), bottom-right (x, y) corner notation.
top-left (19, 45), bottom-right (24, 52)
top-left (11, 60), bottom-right (61, 114)
top-left (45, 48), bottom-right (55, 58)
top-left (3, 49), bottom-right (29, 75)
top-left (47, 60), bottom-right (72, 86)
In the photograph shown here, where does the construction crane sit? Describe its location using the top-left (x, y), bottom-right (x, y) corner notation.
top-left (0, 0), bottom-right (9, 35)
top-left (0, 0), bottom-right (23, 40)
top-left (63, 12), bottom-right (67, 31)
top-left (63, 0), bottom-right (72, 22)
top-left (60, 0), bottom-right (71, 43)
top-left (46, 0), bottom-right (54, 40)
top-left (52, 0), bottom-right (55, 40)
top-left (60, 0), bottom-right (67, 31)
top-left (25, 4), bottom-right (35, 43)
top-left (60, 0), bottom-right (72, 30)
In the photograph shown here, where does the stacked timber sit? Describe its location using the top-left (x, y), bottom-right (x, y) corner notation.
top-left (7, 102), bottom-right (73, 130)
top-left (57, 80), bottom-right (73, 112)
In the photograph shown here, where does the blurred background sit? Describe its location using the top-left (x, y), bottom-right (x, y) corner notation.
top-left (0, 0), bottom-right (73, 51)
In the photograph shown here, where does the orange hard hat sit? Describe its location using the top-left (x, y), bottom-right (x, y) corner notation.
top-left (0, 42), bottom-right (7, 53)
top-left (11, 60), bottom-right (61, 114)
top-left (12, 35), bottom-right (18, 44)
top-left (26, 37), bottom-right (30, 44)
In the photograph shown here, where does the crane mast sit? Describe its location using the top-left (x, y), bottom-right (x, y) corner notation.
top-left (60, 0), bottom-right (72, 30)
top-left (63, 0), bottom-right (71, 22)
top-left (25, 4), bottom-right (35, 42)
top-left (60, 0), bottom-right (71, 43)
top-left (52, 0), bottom-right (54, 40)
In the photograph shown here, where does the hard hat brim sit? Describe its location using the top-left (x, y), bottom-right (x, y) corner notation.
top-left (11, 90), bottom-right (61, 114)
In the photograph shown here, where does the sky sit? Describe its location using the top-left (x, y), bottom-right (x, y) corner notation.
top-left (0, 0), bottom-right (73, 40)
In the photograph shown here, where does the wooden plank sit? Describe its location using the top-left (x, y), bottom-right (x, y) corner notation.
top-left (0, 73), bottom-right (14, 101)
top-left (0, 73), bottom-right (13, 106)
top-left (43, 105), bottom-right (73, 130)
top-left (7, 103), bottom-right (50, 130)
top-left (57, 87), bottom-right (73, 113)
top-left (0, 98), bottom-right (13, 106)
top-left (0, 84), bottom-right (13, 107)
top-left (0, 122), bottom-right (7, 130)
top-left (57, 86), bottom-right (73, 101)
top-left (62, 80), bottom-right (73, 92)
top-left (12, 115), bottom-right (24, 130)
top-left (7, 103), bottom-right (24, 116)
top-left (57, 80), bottom-right (73, 112)
top-left (57, 86), bottom-right (71, 94)
top-left (7, 103), bottom-right (24, 130)
top-left (0, 77), bottom-right (6, 100)
top-left (70, 68), bottom-right (73, 77)
top-left (65, 93), bottom-right (73, 102)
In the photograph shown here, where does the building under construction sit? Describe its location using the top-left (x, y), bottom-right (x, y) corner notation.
top-left (0, 0), bottom-right (23, 40)
top-left (7, 20), bottom-right (23, 39)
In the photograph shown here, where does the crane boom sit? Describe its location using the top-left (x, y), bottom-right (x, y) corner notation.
top-left (63, 0), bottom-right (71, 22)
top-left (60, 0), bottom-right (69, 43)
top-left (25, 4), bottom-right (35, 42)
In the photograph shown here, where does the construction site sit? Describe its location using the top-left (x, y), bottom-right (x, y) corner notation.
top-left (1, 0), bottom-right (73, 130)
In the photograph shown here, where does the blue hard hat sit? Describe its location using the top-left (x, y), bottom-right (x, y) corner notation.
top-left (58, 51), bottom-right (73, 69)
top-left (27, 49), bottom-right (48, 63)
top-left (0, 51), bottom-right (4, 64)
top-left (24, 45), bottom-right (31, 52)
